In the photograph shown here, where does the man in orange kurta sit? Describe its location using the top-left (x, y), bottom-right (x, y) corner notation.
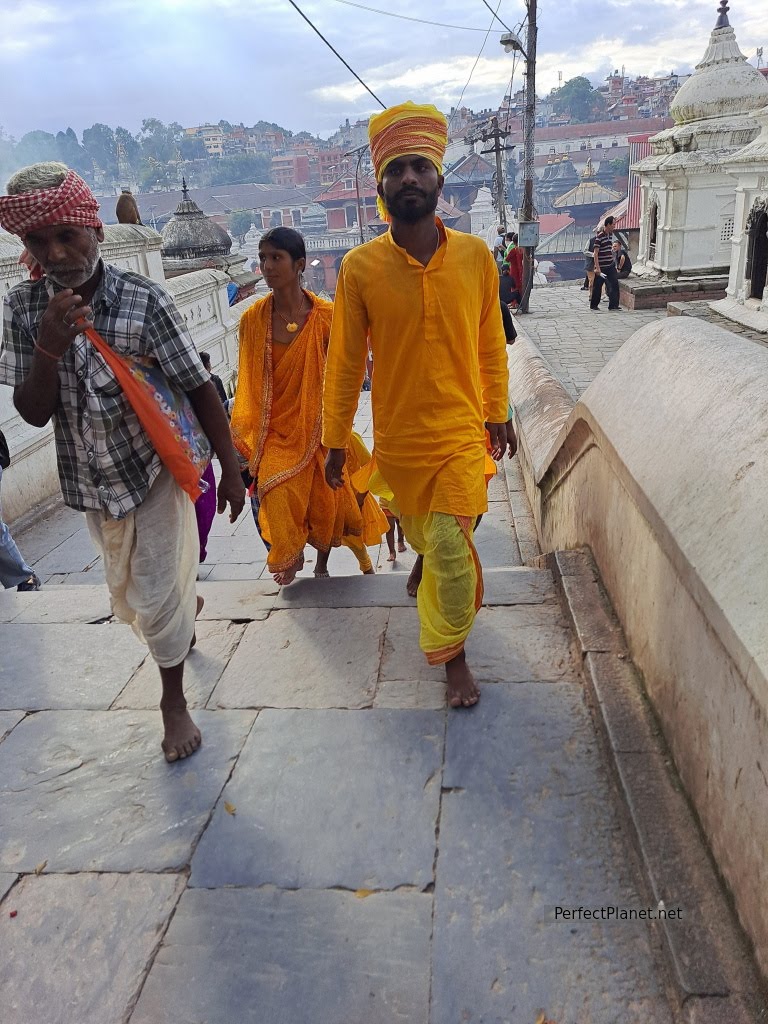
top-left (324, 102), bottom-right (513, 709)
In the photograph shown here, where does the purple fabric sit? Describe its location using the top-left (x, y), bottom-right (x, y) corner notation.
top-left (195, 462), bottom-right (217, 562)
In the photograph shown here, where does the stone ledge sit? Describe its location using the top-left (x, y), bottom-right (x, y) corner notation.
top-left (620, 277), bottom-right (728, 310)
top-left (551, 546), bottom-right (768, 1016)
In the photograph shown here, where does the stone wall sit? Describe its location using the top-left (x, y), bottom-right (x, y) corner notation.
top-left (0, 226), bottom-right (253, 523)
top-left (509, 317), bottom-right (768, 977)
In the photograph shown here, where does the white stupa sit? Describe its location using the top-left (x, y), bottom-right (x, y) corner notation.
top-left (634, 1), bottom-right (768, 278)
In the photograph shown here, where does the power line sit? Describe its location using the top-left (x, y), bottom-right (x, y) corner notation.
top-left (328, 0), bottom-right (494, 32)
top-left (285, 0), bottom-right (386, 109)
top-left (449, 0), bottom-right (502, 130)
top-left (478, 0), bottom-right (514, 33)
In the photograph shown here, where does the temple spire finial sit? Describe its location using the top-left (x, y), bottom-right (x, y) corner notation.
top-left (715, 0), bottom-right (730, 29)
top-left (182, 177), bottom-right (189, 201)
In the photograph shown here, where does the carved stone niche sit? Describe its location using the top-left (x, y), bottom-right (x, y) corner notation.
top-left (745, 196), bottom-right (768, 301)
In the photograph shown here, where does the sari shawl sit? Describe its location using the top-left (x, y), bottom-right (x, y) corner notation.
top-left (231, 293), bottom-right (364, 572)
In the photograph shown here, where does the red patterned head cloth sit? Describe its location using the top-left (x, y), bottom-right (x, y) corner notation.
top-left (368, 102), bottom-right (448, 220)
top-left (0, 168), bottom-right (102, 239)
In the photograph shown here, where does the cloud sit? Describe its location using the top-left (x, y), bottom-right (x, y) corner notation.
top-left (0, 0), bottom-right (765, 139)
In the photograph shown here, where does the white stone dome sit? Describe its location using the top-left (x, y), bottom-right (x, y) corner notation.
top-left (670, 4), bottom-right (768, 125)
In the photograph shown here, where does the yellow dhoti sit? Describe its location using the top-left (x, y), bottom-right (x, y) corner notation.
top-left (399, 512), bottom-right (483, 665)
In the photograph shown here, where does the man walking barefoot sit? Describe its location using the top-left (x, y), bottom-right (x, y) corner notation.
top-left (0, 163), bottom-right (245, 761)
top-left (324, 103), bottom-right (514, 710)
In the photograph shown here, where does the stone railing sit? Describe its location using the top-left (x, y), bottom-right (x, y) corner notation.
top-left (0, 226), bottom-right (254, 523)
top-left (305, 233), bottom-right (362, 251)
top-left (508, 317), bottom-right (768, 978)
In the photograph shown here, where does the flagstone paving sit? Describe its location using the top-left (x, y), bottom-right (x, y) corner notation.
top-left (520, 283), bottom-right (666, 399)
top-left (0, 422), bottom-right (691, 1022)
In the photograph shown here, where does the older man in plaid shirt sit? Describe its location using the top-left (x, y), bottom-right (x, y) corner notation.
top-left (0, 162), bottom-right (245, 763)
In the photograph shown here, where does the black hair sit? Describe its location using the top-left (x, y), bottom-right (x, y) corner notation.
top-left (604, 216), bottom-right (615, 227)
top-left (200, 351), bottom-right (211, 368)
top-left (259, 226), bottom-right (306, 262)
top-left (505, 232), bottom-right (515, 242)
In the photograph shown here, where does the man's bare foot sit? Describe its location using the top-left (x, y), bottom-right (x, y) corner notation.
top-left (387, 549), bottom-right (396, 562)
top-left (273, 555), bottom-right (304, 586)
top-left (161, 704), bottom-right (202, 762)
top-left (407, 555), bottom-right (424, 598)
top-left (445, 651), bottom-right (480, 709)
top-left (397, 538), bottom-right (407, 553)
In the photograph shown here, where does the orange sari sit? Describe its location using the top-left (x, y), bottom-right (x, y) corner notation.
top-left (231, 293), bottom-right (363, 573)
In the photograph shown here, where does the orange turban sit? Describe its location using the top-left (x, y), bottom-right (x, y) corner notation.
top-left (368, 102), bottom-right (448, 220)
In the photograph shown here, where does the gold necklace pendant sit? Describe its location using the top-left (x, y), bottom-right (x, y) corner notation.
top-left (286, 322), bottom-right (299, 333)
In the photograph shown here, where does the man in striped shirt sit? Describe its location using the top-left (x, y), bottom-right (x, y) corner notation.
top-left (590, 216), bottom-right (619, 311)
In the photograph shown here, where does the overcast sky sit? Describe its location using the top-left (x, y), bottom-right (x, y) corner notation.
top-left (1, 0), bottom-right (767, 140)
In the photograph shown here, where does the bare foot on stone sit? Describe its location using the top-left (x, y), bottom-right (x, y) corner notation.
top-left (445, 652), bottom-right (480, 709)
top-left (406, 555), bottom-right (423, 598)
top-left (273, 554), bottom-right (304, 586)
top-left (397, 538), bottom-right (407, 553)
top-left (161, 705), bottom-right (202, 762)
top-left (387, 550), bottom-right (396, 562)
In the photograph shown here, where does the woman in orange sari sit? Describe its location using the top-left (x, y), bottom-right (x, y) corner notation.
top-left (231, 227), bottom-right (379, 584)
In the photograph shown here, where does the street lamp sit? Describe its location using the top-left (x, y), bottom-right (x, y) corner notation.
top-left (500, 31), bottom-right (527, 58)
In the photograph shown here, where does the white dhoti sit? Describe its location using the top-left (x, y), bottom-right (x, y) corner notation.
top-left (86, 468), bottom-right (199, 668)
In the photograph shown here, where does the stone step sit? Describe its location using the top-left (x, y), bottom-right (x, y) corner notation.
top-left (0, 566), bottom-right (557, 625)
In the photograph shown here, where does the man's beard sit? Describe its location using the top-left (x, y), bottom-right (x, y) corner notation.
top-left (384, 186), bottom-right (440, 224)
top-left (47, 240), bottom-right (101, 288)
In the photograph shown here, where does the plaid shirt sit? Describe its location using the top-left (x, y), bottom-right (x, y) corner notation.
top-left (0, 262), bottom-right (209, 519)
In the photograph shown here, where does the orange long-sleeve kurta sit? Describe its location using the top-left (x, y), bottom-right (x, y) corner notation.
top-left (323, 220), bottom-right (509, 518)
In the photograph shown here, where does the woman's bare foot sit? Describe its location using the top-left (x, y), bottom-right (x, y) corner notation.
top-left (363, 566), bottom-right (375, 575)
top-left (161, 704), bottom-right (202, 762)
top-left (445, 651), bottom-right (480, 709)
top-left (397, 538), bottom-right (407, 553)
top-left (273, 554), bottom-right (304, 586)
top-left (406, 555), bottom-right (424, 597)
top-left (314, 550), bottom-right (330, 578)
top-left (387, 549), bottom-right (396, 562)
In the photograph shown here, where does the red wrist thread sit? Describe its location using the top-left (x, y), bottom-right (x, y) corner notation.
top-left (34, 343), bottom-right (60, 362)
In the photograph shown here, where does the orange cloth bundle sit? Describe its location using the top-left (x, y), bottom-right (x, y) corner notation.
top-left (78, 320), bottom-right (210, 502)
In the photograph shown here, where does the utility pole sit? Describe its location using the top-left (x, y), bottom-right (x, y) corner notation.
top-left (519, 0), bottom-right (538, 313)
top-left (479, 117), bottom-right (512, 229)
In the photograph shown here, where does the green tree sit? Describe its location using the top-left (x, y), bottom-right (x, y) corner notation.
top-left (203, 154), bottom-right (271, 186)
top-left (0, 127), bottom-right (17, 181)
top-left (608, 155), bottom-right (630, 176)
top-left (550, 77), bottom-right (606, 123)
top-left (139, 119), bottom-right (183, 164)
top-left (83, 123), bottom-right (117, 178)
top-left (14, 130), bottom-right (59, 166)
top-left (179, 136), bottom-right (207, 161)
top-left (229, 209), bottom-right (254, 241)
top-left (56, 128), bottom-right (92, 177)
top-left (218, 119), bottom-right (234, 134)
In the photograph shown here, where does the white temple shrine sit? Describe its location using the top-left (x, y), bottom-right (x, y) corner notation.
top-left (633, 1), bottom-right (768, 284)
